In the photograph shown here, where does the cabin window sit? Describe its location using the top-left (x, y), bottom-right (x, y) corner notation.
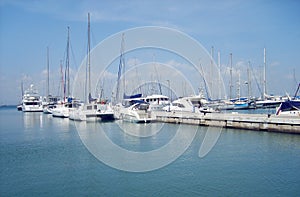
top-left (87, 106), bottom-right (92, 110)
top-left (178, 104), bottom-right (185, 108)
top-left (94, 105), bottom-right (97, 110)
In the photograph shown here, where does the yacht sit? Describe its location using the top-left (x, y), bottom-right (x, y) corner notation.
top-left (21, 84), bottom-right (43, 112)
top-left (115, 101), bottom-right (152, 123)
top-left (69, 100), bottom-right (115, 121)
top-left (142, 94), bottom-right (170, 111)
top-left (43, 96), bottom-right (60, 114)
top-left (51, 99), bottom-right (75, 118)
top-left (163, 96), bottom-right (217, 114)
top-left (276, 100), bottom-right (300, 116)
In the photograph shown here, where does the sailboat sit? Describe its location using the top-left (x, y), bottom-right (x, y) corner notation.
top-left (69, 13), bottom-right (114, 121)
top-left (52, 27), bottom-right (75, 118)
top-left (113, 34), bottom-right (152, 123)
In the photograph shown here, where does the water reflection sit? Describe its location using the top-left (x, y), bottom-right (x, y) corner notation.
top-left (116, 120), bottom-right (164, 138)
top-left (51, 116), bottom-right (70, 132)
top-left (23, 112), bottom-right (44, 130)
top-left (75, 120), bottom-right (197, 172)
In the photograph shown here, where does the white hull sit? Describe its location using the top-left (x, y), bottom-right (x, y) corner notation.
top-left (69, 103), bottom-right (115, 122)
top-left (22, 105), bottom-right (43, 112)
top-left (21, 84), bottom-right (43, 112)
top-left (276, 111), bottom-right (300, 116)
top-left (52, 106), bottom-right (69, 118)
top-left (115, 103), bottom-right (152, 123)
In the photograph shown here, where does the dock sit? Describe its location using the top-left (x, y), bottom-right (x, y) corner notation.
top-left (153, 111), bottom-right (300, 134)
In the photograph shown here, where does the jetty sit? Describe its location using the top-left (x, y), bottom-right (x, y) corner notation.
top-left (153, 111), bottom-right (300, 134)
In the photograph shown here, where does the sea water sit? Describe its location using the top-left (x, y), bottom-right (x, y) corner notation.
top-left (0, 107), bottom-right (299, 196)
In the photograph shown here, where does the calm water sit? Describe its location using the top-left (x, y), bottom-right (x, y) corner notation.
top-left (1, 107), bottom-right (300, 196)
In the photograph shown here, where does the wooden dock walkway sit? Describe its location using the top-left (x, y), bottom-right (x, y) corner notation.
top-left (152, 111), bottom-right (300, 134)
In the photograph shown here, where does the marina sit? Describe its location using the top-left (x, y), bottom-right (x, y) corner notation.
top-left (1, 2), bottom-right (300, 196)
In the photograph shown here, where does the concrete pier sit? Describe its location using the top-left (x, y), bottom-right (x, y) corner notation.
top-left (153, 111), bottom-right (300, 134)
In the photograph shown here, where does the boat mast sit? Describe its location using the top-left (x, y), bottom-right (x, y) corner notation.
top-left (116, 33), bottom-right (125, 103)
top-left (65, 26), bottom-right (70, 99)
top-left (210, 46), bottom-right (214, 98)
top-left (21, 81), bottom-right (24, 98)
top-left (247, 61), bottom-right (251, 101)
top-left (263, 47), bottom-right (266, 100)
top-left (46, 47), bottom-right (50, 102)
top-left (88, 13), bottom-right (91, 103)
top-left (229, 53), bottom-right (233, 100)
top-left (237, 72), bottom-right (241, 101)
top-left (60, 60), bottom-right (65, 102)
top-left (217, 51), bottom-right (221, 100)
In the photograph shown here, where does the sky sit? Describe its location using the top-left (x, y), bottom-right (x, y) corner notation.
top-left (0, 0), bottom-right (299, 104)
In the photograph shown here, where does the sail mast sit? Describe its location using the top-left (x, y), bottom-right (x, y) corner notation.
top-left (210, 46), bottom-right (214, 98)
top-left (229, 53), bottom-right (233, 100)
top-left (60, 60), bottom-right (65, 102)
top-left (88, 13), bottom-right (91, 103)
top-left (116, 33), bottom-right (125, 103)
top-left (263, 47), bottom-right (267, 100)
top-left (247, 61), bottom-right (251, 102)
top-left (66, 26), bottom-right (70, 99)
top-left (217, 51), bottom-right (221, 99)
top-left (46, 47), bottom-right (50, 102)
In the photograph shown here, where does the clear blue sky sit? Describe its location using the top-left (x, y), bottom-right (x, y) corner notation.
top-left (0, 0), bottom-right (299, 104)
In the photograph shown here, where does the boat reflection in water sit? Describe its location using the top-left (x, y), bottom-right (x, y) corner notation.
top-left (23, 112), bottom-right (43, 130)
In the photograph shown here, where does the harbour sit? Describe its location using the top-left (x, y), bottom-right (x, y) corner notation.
top-left (1, 2), bottom-right (300, 196)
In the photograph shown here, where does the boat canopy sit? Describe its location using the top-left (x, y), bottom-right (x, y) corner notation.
top-left (276, 100), bottom-right (300, 115)
top-left (123, 93), bottom-right (142, 99)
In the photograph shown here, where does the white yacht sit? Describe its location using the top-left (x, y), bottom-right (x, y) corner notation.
top-left (52, 101), bottom-right (74, 118)
top-left (69, 101), bottom-right (115, 121)
top-left (115, 102), bottom-right (152, 123)
top-left (22, 84), bottom-right (43, 112)
top-left (142, 94), bottom-right (170, 111)
top-left (163, 97), bottom-right (195, 112)
top-left (163, 96), bottom-right (217, 114)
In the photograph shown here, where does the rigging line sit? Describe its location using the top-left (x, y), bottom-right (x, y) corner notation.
top-left (199, 61), bottom-right (211, 100)
top-left (249, 63), bottom-right (263, 97)
top-left (116, 33), bottom-right (125, 103)
top-left (69, 42), bottom-right (78, 71)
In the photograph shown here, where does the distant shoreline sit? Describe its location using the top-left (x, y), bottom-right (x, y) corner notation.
top-left (0, 105), bottom-right (17, 109)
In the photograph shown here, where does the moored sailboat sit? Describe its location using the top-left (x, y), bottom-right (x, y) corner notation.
top-left (69, 13), bottom-right (114, 122)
